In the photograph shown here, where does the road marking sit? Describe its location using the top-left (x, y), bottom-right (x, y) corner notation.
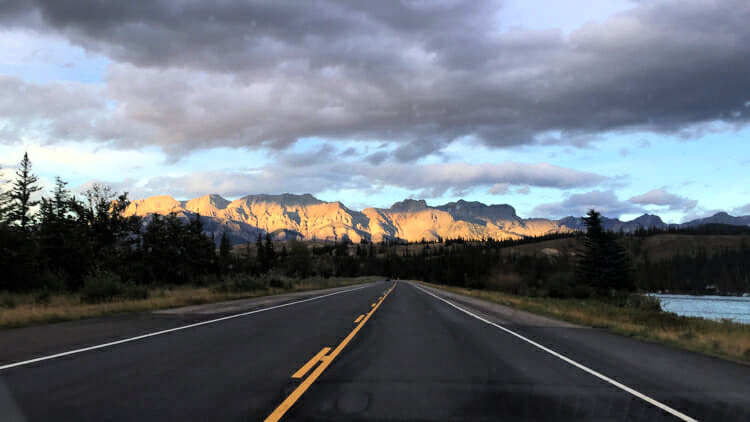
top-left (265, 282), bottom-right (397, 422)
top-left (0, 284), bottom-right (374, 372)
top-left (411, 283), bottom-right (698, 422)
top-left (292, 347), bottom-right (331, 379)
top-left (354, 314), bottom-right (365, 323)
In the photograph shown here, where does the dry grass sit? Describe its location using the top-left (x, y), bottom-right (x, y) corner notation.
top-left (0, 276), bottom-right (377, 329)
top-left (423, 282), bottom-right (750, 364)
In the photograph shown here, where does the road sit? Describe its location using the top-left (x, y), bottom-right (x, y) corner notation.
top-left (1, 280), bottom-right (749, 421)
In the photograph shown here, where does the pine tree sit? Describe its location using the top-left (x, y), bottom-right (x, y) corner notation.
top-left (575, 209), bottom-right (635, 296)
top-left (0, 173), bottom-right (9, 224)
top-left (9, 152), bottom-right (42, 228)
top-left (256, 232), bottom-right (266, 272)
top-left (265, 232), bottom-right (275, 268)
top-left (219, 231), bottom-right (231, 260)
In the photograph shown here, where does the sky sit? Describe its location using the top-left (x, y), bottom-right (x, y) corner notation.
top-left (0, 0), bottom-right (749, 223)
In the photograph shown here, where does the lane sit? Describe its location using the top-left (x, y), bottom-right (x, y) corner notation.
top-left (288, 282), bottom-right (749, 421)
top-left (0, 283), bottom-right (369, 366)
top-left (415, 282), bottom-right (750, 421)
top-left (0, 281), bottom-right (393, 421)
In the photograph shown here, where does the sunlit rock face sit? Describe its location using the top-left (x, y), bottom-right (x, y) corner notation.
top-left (122, 193), bottom-right (618, 244)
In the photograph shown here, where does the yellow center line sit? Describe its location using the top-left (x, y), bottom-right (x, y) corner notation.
top-left (291, 347), bottom-right (331, 379)
top-left (354, 314), bottom-right (365, 324)
top-left (264, 282), bottom-right (397, 422)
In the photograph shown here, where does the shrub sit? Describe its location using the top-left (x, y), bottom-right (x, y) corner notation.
top-left (545, 272), bottom-right (586, 298)
top-left (35, 270), bottom-right (67, 292)
top-left (484, 271), bottom-right (523, 294)
top-left (34, 288), bottom-right (52, 305)
top-left (213, 273), bottom-right (267, 293)
top-left (122, 283), bottom-right (150, 301)
top-left (268, 277), bottom-right (284, 289)
top-left (1, 295), bottom-right (17, 309)
top-left (625, 294), bottom-right (662, 312)
top-left (80, 270), bottom-right (124, 303)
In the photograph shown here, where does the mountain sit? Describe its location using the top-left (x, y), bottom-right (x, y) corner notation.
top-left (557, 214), bottom-right (668, 233)
top-left (123, 193), bottom-right (750, 245)
top-left (679, 212), bottom-right (750, 228)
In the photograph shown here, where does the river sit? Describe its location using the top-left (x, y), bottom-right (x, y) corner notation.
top-left (650, 294), bottom-right (750, 324)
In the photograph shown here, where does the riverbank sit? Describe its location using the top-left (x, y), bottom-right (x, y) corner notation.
top-left (424, 282), bottom-right (750, 364)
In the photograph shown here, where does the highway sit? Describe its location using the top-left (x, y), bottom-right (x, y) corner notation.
top-left (1, 280), bottom-right (749, 421)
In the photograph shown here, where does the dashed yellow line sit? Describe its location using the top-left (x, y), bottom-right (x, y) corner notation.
top-left (354, 314), bottom-right (364, 324)
top-left (264, 282), bottom-right (397, 422)
top-left (291, 347), bottom-right (331, 379)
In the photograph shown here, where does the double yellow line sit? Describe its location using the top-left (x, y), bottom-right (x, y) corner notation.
top-left (264, 282), bottom-right (397, 422)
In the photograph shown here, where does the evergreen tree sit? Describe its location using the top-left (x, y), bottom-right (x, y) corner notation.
top-left (9, 152), bottom-right (42, 228)
top-left (575, 209), bottom-right (635, 296)
top-left (0, 165), bottom-right (9, 224)
top-left (219, 231), bottom-right (231, 260)
top-left (256, 232), bottom-right (266, 272)
top-left (264, 232), bottom-right (275, 268)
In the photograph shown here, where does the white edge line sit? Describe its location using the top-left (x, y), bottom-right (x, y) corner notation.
top-left (0, 284), bottom-right (373, 372)
top-left (411, 283), bottom-right (698, 422)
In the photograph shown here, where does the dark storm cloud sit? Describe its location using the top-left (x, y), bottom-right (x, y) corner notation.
top-left (2, 0), bottom-right (750, 155)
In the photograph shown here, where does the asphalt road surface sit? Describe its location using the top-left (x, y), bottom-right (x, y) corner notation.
top-left (1, 280), bottom-right (749, 421)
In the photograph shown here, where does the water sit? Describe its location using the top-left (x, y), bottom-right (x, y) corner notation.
top-left (650, 294), bottom-right (750, 324)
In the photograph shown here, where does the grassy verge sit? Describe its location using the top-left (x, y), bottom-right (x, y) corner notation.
top-left (0, 275), bottom-right (378, 329)
top-left (422, 282), bottom-right (750, 364)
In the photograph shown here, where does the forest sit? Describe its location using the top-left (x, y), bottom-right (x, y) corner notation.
top-left (2, 153), bottom-right (749, 303)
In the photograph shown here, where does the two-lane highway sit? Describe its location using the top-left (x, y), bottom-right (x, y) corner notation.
top-left (1, 280), bottom-right (749, 421)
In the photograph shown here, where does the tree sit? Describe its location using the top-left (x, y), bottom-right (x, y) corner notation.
top-left (219, 232), bottom-right (231, 258)
top-left (256, 233), bottom-right (266, 272)
top-left (219, 231), bottom-right (232, 274)
top-left (8, 152), bottom-right (42, 228)
top-left (575, 209), bottom-right (635, 296)
top-left (0, 165), bottom-right (10, 224)
top-left (264, 232), bottom-right (276, 269)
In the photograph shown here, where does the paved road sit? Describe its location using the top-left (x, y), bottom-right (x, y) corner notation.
top-left (1, 280), bottom-right (749, 421)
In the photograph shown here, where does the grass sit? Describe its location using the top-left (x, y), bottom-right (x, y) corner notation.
top-left (422, 282), bottom-right (750, 364)
top-left (0, 275), bottom-right (378, 329)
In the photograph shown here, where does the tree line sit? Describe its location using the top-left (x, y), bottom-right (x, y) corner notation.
top-left (2, 153), bottom-right (747, 300)
top-left (1, 153), bottom-right (217, 294)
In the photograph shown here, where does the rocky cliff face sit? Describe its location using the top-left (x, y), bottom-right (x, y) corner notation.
top-left (124, 193), bottom-right (569, 244)
top-left (123, 193), bottom-right (749, 245)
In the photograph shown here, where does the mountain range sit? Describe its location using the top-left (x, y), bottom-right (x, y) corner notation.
top-left (122, 193), bottom-right (750, 245)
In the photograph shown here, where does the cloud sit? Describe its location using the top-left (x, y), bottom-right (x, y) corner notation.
top-left (532, 189), bottom-right (643, 218)
top-left (364, 162), bottom-right (605, 197)
top-left (89, 160), bottom-right (605, 201)
top-left (1, 1), bottom-right (750, 155)
top-left (628, 188), bottom-right (698, 211)
top-left (733, 203), bottom-right (750, 215)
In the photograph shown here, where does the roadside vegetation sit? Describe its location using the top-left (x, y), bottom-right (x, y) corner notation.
top-left (0, 275), bottom-right (376, 329)
top-left (424, 282), bottom-right (750, 364)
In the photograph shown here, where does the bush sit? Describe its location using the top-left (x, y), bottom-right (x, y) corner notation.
top-left (544, 272), bottom-right (594, 299)
top-left (1, 295), bottom-right (17, 309)
top-left (269, 277), bottom-right (285, 289)
top-left (35, 270), bottom-right (67, 292)
top-left (34, 288), bottom-right (52, 305)
top-left (626, 294), bottom-right (662, 312)
top-left (484, 271), bottom-right (523, 294)
top-left (80, 270), bottom-right (124, 303)
top-left (122, 283), bottom-right (150, 301)
top-left (213, 273), bottom-right (268, 293)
